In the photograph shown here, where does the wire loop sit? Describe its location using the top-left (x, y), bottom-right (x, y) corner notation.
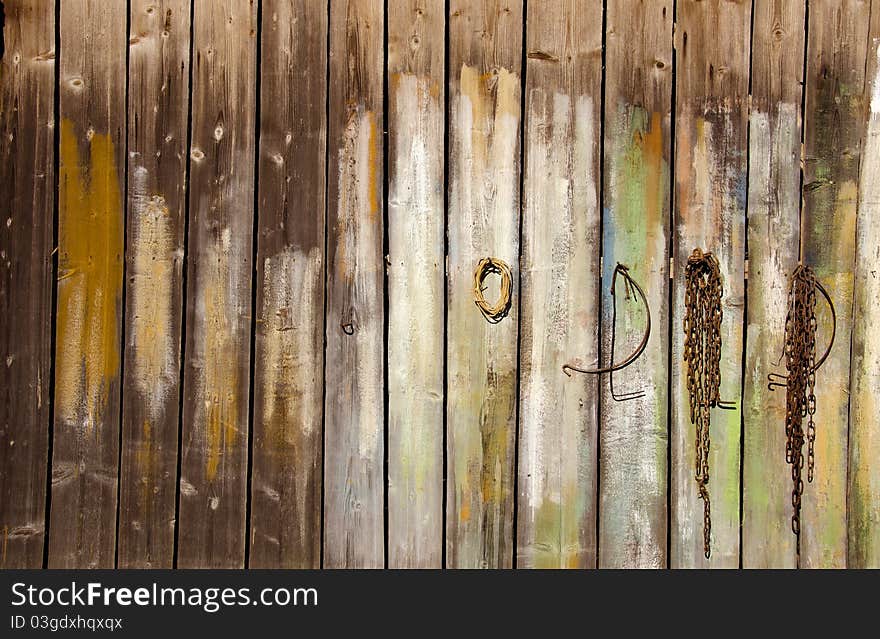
top-left (473, 257), bottom-right (513, 324)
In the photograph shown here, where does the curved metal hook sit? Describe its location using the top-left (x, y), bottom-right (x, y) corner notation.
top-left (563, 263), bottom-right (652, 400)
top-left (766, 270), bottom-right (837, 391)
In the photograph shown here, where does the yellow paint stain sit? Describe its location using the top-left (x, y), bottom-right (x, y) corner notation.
top-left (366, 112), bottom-right (380, 220)
top-left (335, 108), bottom-right (381, 273)
top-left (55, 119), bottom-right (123, 431)
top-left (203, 239), bottom-right (238, 482)
top-left (130, 189), bottom-right (175, 419)
top-left (459, 501), bottom-right (470, 524)
top-left (643, 112), bottom-right (664, 228)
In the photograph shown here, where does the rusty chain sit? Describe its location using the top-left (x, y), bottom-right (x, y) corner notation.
top-left (683, 248), bottom-right (733, 560)
top-left (767, 264), bottom-right (836, 559)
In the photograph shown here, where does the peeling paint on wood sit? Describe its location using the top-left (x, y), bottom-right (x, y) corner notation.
top-left (387, 0), bottom-right (445, 569)
top-left (178, 0), bottom-right (256, 569)
top-left (49, 0), bottom-right (127, 568)
top-left (599, 0), bottom-right (672, 569)
top-left (0, 0), bottom-right (55, 568)
top-left (447, 0), bottom-right (522, 569)
top-left (671, 0), bottom-right (750, 568)
top-left (800, 0), bottom-right (869, 569)
top-left (250, 0), bottom-right (326, 569)
top-left (742, 0), bottom-right (804, 569)
top-left (118, 0), bottom-right (190, 568)
top-left (324, 0), bottom-right (385, 569)
top-left (517, 0), bottom-right (601, 570)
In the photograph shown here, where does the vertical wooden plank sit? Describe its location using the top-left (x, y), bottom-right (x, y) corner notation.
top-left (742, 0), bottom-right (805, 569)
top-left (324, 0), bottom-right (385, 569)
top-left (671, 0), bottom-right (750, 568)
top-left (387, 0), bottom-right (444, 568)
top-left (177, 0), bottom-right (257, 568)
top-left (517, 0), bottom-right (602, 570)
top-left (118, 0), bottom-right (191, 569)
top-left (249, 0), bottom-right (327, 569)
top-left (447, 0), bottom-right (522, 569)
top-left (849, 5), bottom-right (880, 569)
top-left (599, 0), bottom-right (672, 569)
top-left (800, 0), bottom-right (869, 569)
top-left (49, 0), bottom-right (126, 568)
top-left (0, 0), bottom-right (55, 568)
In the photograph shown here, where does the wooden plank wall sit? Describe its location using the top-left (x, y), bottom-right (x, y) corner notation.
top-left (118, 0), bottom-right (192, 569)
top-left (0, 0), bottom-right (54, 568)
top-left (49, 0), bottom-right (127, 569)
top-left (177, 0), bottom-right (257, 568)
top-left (517, 0), bottom-right (602, 570)
top-left (742, 0), bottom-right (805, 569)
top-left (387, 0), bottom-right (444, 569)
top-left (599, 0), bottom-right (672, 569)
top-left (3, 0), bottom-right (880, 569)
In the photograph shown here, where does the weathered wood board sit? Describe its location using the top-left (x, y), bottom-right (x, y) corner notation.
top-left (0, 0), bottom-right (55, 568)
top-left (249, 0), bottom-right (327, 570)
top-left (800, 0), bottom-right (869, 569)
top-left (671, 0), bottom-right (750, 568)
top-left (387, 0), bottom-right (444, 568)
top-left (49, 0), bottom-right (127, 569)
top-left (517, 0), bottom-right (601, 570)
top-left (177, 0), bottom-right (257, 568)
top-left (849, 7), bottom-right (880, 570)
top-left (742, 0), bottom-right (805, 569)
top-left (598, 0), bottom-right (672, 569)
top-left (324, 0), bottom-right (385, 569)
top-left (118, 0), bottom-right (191, 569)
top-left (447, 0), bottom-right (522, 569)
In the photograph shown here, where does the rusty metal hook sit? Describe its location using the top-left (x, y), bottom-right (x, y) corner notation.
top-left (766, 271), bottom-right (837, 391)
top-left (563, 263), bottom-right (651, 402)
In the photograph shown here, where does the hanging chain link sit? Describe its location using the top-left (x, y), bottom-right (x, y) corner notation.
top-left (683, 248), bottom-right (726, 560)
top-left (781, 265), bottom-right (819, 554)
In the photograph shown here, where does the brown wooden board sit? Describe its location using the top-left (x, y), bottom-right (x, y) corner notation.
top-left (387, 0), bottom-right (445, 568)
top-left (742, 0), bottom-right (805, 569)
top-left (446, 0), bottom-right (522, 568)
top-left (849, 2), bottom-right (880, 569)
top-left (0, 0), bottom-right (55, 568)
top-left (249, 0), bottom-right (327, 569)
top-left (49, 0), bottom-right (127, 568)
top-left (177, 0), bottom-right (257, 568)
top-left (323, 0), bottom-right (385, 568)
top-left (118, 0), bottom-right (192, 569)
top-left (517, 0), bottom-right (602, 569)
top-left (800, 0), bottom-right (870, 569)
top-left (599, 0), bottom-right (673, 568)
top-left (671, 0), bottom-right (750, 568)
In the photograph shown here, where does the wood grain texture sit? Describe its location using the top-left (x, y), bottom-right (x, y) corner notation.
top-left (49, 0), bottom-right (127, 568)
top-left (177, 0), bottom-right (257, 568)
top-left (671, 0), bottom-right (750, 568)
top-left (599, 0), bottom-right (672, 569)
top-left (0, 0), bottom-right (55, 568)
top-left (517, 0), bottom-right (601, 570)
top-left (447, 0), bottom-right (522, 569)
top-left (387, 0), bottom-right (444, 568)
top-left (324, 0), bottom-right (385, 569)
top-left (800, 0), bottom-right (869, 569)
top-left (249, 0), bottom-right (327, 570)
top-left (849, 10), bottom-right (880, 569)
top-left (118, 0), bottom-right (191, 569)
top-left (742, 0), bottom-right (805, 569)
